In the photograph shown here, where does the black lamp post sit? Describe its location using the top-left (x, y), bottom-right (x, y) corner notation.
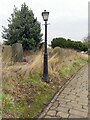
top-left (42, 10), bottom-right (49, 83)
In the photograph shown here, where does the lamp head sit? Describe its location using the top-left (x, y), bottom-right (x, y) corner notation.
top-left (42, 10), bottom-right (49, 21)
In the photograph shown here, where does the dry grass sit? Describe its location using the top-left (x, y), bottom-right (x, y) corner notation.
top-left (2, 47), bottom-right (88, 93)
top-left (2, 47), bottom-right (88, 118)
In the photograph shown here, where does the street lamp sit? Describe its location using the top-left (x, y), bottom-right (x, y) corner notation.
top-left (42, 10), bottom-right (49, 83)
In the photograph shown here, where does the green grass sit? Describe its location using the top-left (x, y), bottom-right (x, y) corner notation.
top-left (59, 58), bottom-right (87, 79)
top-left (2, 73), bottom-right (56, 118)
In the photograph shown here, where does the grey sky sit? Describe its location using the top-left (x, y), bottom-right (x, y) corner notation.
top-left (0, 0), bottom-right (89, 44)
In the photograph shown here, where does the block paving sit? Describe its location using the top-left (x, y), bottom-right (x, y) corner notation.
top-left (39, 65), bottom-right (88, 118)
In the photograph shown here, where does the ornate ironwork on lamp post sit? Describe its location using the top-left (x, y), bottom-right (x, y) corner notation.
top-left (42, 10), bottom-right (49, 83)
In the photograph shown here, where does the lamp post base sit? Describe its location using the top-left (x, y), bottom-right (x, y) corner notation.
top-left (42, 77), bottom-right (50, 83)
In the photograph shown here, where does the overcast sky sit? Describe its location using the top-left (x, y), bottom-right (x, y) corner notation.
top-left (0, 0), bottom-right (89, 44)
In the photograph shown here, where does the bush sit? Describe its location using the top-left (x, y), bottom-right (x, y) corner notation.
top-left (51, 37), bottom-right (88, 52)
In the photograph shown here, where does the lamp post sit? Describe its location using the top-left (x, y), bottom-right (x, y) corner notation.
top-left (42, 10), bottom-right (49, 83)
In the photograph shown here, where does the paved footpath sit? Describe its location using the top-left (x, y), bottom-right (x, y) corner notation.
top-left (39, 65), bottom-right (88, 118)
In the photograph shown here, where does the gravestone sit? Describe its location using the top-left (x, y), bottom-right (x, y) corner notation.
top-left (2, 45), bottom-right (12, 62)
top-left (12, 43), bottom-right (23, 62)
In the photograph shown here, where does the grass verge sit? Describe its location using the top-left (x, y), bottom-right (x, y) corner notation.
top-left (59, 58), bottom-right (87, 79)
top-left (2, 48), bottom-right (88, 118)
